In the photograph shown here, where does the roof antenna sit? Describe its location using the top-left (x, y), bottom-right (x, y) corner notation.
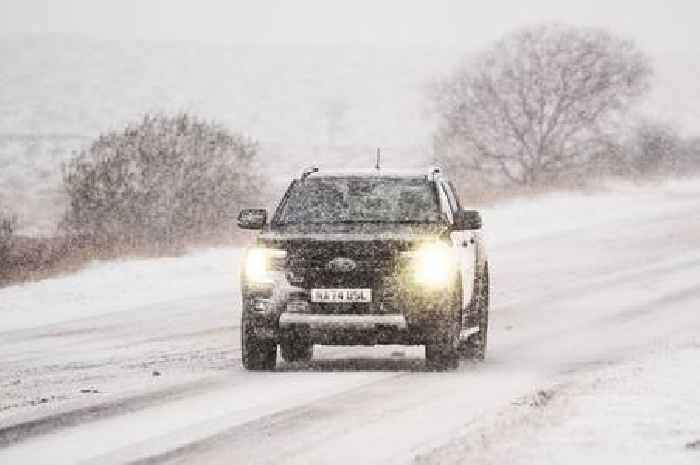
top-left (375, 147), bottom-right (381, 171)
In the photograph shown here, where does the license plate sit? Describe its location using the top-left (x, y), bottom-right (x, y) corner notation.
top-left (310, 288), bottom-right (372, 303)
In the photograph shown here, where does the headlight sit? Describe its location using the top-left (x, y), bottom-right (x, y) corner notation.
top-left (410, 242), bottom-right (455, 287)
top-left (244, 248), bottom-right (286, 283)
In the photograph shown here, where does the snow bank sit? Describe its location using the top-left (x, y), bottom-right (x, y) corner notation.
top-left (483, 177), bottom-right (700, 246)
top-left (521, 344), bottom-right (700, 465)
top-left (418, 341), bottom-right (700, 465)
top-left (0, 248), bottom-right (241, 333)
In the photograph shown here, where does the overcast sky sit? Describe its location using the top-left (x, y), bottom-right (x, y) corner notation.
top-left (0, 0), bottom-right (697, 54)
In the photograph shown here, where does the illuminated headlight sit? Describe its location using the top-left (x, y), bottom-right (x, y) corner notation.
top-left (409, 242), bottom-right (455, 287)
top-left (244, 248), bottom-right (286, 283)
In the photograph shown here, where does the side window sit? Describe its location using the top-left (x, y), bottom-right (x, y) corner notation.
top-left (272, 180), bottom-right (298, 225)
top-left (446, 181), bottom-right (462, 212)
top-left (437, 182), bottom-right (454, 224)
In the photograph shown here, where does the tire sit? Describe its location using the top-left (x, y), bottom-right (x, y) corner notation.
top-left (461, 264), bottom-right (489, 360)
top-left (241, 315), bottom-right (277, 371)
top-left (280, 337), bottom-right (314, 363)
top-left (425, 340), bottom-right (459, 370)
top-left (425, 319), bottom-right (460, 370)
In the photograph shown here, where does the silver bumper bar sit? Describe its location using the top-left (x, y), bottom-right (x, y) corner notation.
top-left (279, 313), bottom-right (407, 330)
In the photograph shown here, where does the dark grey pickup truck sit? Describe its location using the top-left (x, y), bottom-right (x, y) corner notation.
top-left (237, 167), bottom-right (489, 370)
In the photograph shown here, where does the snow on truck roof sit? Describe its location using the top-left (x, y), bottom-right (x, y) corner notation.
top-left (300, 167), bottom-right (443, 179)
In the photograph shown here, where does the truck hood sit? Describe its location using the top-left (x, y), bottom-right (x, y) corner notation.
top-left (258, 223), bottom-right (449, 245)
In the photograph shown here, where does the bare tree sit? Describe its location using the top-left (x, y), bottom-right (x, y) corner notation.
top-left (628, 120), bottom-right (682, 176)
top-left (432, 24), bottom-right (652, 186)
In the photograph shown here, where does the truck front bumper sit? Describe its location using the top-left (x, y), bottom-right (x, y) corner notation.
top-left (279, 313), bottom-right (407, 330)
top-left (278, 313), bottom-right (411, 345)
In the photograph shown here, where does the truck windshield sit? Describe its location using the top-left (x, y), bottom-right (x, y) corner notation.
top-left (276, 177), bottom-right (441, 224)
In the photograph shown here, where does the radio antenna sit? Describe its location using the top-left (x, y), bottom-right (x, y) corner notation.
top-left (375, 147), bottom-right (381, 171)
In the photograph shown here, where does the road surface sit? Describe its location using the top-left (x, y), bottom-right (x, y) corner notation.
top-left (1, 179), bottom-right (699, 464)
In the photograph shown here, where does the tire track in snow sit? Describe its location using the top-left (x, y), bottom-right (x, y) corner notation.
top-left (0, 376), bottom-right (229, 449)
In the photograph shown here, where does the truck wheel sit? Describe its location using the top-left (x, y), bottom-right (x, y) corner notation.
top-left (425, 341), bottom-right (459, 370)
top-left (280, 337), bottom-right (314, 363)
top-left (462, 264), bottom-right (489, 360)
top-left (425, 321), bottom-right (460, 370)
top-left (241, 319), bottom-right (277, 371)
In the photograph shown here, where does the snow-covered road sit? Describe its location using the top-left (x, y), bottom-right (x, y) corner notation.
top-left (1, 179), bottom-right (699, 464)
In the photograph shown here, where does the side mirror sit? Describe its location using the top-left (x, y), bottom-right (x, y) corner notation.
top-left (238, 209), bottom-right (267, 230)
top-left (454, 209), bottom-right (482, 230)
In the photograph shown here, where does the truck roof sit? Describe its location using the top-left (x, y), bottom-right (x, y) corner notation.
top-left (300, 167), bottom-right (443, 180)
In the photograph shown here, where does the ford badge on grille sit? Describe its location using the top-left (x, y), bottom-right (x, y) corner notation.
top-left (327, 257), bottom-right (357, 272)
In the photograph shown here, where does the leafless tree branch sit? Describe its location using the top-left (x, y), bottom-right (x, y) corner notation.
top-left (431, 23), bottom-right (652, 187)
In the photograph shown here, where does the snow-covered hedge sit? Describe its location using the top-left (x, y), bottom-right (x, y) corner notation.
top-left (0, 203), bottom-right (17, 265)
top-left (62, 113), bottom-right (262, 247)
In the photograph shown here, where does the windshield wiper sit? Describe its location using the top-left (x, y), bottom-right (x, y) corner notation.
top-left (287, 220), bottom-right (440, 224)
top-left (278, 219), bottom-right (442, 225)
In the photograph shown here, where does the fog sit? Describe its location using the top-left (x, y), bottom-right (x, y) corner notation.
top-left (3, 0), bottom-right (700, 53)
top-left (1, 3), bottom-right (700, 462)
top-left (1, 0), bottom-right (699, 233)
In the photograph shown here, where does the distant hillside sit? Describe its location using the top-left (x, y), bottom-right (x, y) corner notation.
top-left (0, 35), bottom-right (459, 146)
top-left (1, 35), bottom-right (699, 233)
top-left (0, 35), bottom-right (461, 232)
top-left (0, 134), bottom-right (88, 234)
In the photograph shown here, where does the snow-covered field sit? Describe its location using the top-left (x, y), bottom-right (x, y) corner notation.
top-left (1, 178), bottom-right (699, 464)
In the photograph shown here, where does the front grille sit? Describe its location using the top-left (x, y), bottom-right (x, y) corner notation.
top-left (284, 240), bottom-right (402, 315)
top-left (381, 276), bottom-right (400, 312)
top-left (288, 257), bottom-right (395, 273)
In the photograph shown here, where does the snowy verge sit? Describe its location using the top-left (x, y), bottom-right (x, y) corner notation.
top-left (0, 248), bottom-right (241, 333)
top-left (482, 177), bottom-right (700, 247)
top-left (416, 339), bottom-right (700, 465)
